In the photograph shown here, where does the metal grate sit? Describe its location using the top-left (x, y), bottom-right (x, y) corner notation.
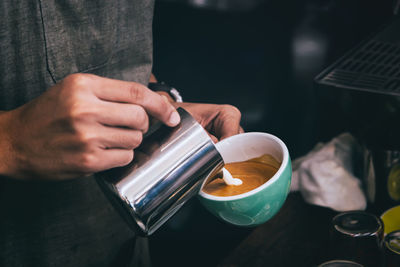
top-left (316, 39), bottom-right (400, 96)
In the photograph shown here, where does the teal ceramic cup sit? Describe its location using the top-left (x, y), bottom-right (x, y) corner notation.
top-left (198, 132), bottom-right (292, 226)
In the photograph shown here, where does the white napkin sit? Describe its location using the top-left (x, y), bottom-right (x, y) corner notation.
top-left (290, 133), bottom-right (366, 211)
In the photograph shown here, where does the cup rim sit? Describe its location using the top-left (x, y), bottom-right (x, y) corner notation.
top-left (198, 132), bottom-right (289, 201)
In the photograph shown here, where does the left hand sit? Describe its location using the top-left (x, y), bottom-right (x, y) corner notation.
top-left (173, 102), bottom-right (243, 142)
top-left (149, 74), bottom-right (243, 142)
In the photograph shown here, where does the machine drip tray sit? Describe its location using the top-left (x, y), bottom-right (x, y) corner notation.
top-left (315, 18), bottom-right (400, 97)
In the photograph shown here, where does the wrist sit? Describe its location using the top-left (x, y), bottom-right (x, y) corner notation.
top-left (0, 111), bottom-right (18, 177)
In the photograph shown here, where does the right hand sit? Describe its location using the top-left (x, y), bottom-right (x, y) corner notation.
top-left (0, 74), bottom-right (180, 180)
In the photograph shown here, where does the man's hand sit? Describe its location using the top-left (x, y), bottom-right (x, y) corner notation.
top-left (173, 102), bottom-right (243, 143)
top-left (0, 74), bottom-right (180, 180)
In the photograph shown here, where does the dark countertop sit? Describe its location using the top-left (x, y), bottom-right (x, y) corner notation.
top-left (150, 192), bottom-right (338, 267)
top-left (218, 193), bottom-right (336, 267)
top-left (151, 192), bottom-right (388, 267)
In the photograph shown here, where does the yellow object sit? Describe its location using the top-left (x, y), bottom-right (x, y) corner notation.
top-left (388, 164), bottom-right (400, 201)
top-left (381, 205), bottom-right (400, 235)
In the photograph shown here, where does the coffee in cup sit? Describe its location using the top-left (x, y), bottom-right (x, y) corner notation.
top-left (202, 154), bottom-right (281, 197)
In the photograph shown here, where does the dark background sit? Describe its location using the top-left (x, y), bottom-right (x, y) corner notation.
top-left (149, 0), bottom-right (394, 266)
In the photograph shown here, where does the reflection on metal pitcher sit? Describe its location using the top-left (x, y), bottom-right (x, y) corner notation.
top-left (96, 108), bottom-right (224, 235)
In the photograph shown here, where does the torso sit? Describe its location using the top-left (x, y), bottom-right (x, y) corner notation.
top-left (0, 1), bottom-right (154, 266)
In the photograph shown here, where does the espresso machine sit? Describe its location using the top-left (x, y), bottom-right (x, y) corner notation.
top-left (314, 4), bottom-right (400, 213)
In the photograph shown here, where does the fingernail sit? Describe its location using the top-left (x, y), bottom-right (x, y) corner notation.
top-left (168, 111), bottom-right (180, 126)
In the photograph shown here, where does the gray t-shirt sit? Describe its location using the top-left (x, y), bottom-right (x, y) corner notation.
top-left (0, 1), bottom-right (154, 266)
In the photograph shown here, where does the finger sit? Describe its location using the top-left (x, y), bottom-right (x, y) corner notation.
top-left (210, 134), bottom-right (218, 143)
top-left (215, 113), bottom-right (241, 140)
top-left (97, 102), bottom-right (149, 132)
top-left (98, 126), bottom-right (143, 150)
top-left (219, 120), bottom-right (239, 140)
top-left (205, 131), bottom-right (218, 143)
top-left (217, 106), bottom-right (241, 140)
top-left (93, 77), bottom-right (180, 127)
top-left (239, 126), bottom-right (245, 134)
top-left (97, 149), bottom-right (134, 170)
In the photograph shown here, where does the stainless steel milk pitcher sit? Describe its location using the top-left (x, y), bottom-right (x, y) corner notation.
top-left (96, 108), bottom-right (224, 235)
